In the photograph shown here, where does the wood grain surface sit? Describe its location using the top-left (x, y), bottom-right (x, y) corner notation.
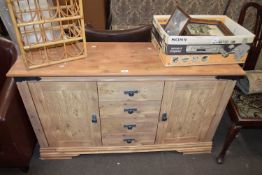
top-left (101, 116), bottom-right (158, 134)
top-left (40, 141), bottom-right (212, 159)
top-left (28, 81), bottom-right (102, 147)
top-left (99, 100), bottom-right (161, 118)
top-left (156, 80), bottom-right (228, 144)
top-left (98, 81), bottom-right (164, 101)
top-left (7, 42), bottom-right (245, 77)
top-left (102, 132), bottom-right (156, 146)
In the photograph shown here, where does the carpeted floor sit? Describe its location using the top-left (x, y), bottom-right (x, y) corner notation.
top-left (1, 110), bottom-right (262, 175)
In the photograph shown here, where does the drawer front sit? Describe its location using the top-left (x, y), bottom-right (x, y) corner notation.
top-left (99, 101), bottom-right (161, 118)
top-left (98, 82), bottom-right (164, 101)
top-left (102, 133), bottom-right (156, 146)
top-left (101, 117), bottom-right (158, 134)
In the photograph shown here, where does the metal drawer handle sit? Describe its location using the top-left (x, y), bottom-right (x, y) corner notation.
top-left (162, 113), bottom-right (168, 121)
top-left (124, 90), bottom-right (139, 97)
top-left (92, 114), bottom-right (97, 123)
top-left (123, 124), bottom-right (136, 130)
top-left (124, 108), bottom-right (137, 114)
top-left (123, 138), bottom-right (135, 144)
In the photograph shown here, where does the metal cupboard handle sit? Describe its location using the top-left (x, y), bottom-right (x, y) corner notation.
top-left (123, 138), bottom-right (135, 144)
top-left (124, 108), bottom-right (137, 114)
top-left (92, 114), bottom-right (97, 123)
top-left (123, 124), bottom-right (136, 130)
top-left (124, 90), bottom-right (139, 97)
top-left (162, 113), bottom-right (168, 121)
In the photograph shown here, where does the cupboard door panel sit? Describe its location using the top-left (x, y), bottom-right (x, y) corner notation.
top-left (156, 81), bottom-right (227, 143)
top-left (28, 82), bottom-right (101, 147)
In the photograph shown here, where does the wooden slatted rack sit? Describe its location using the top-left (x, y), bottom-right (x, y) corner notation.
top-left (6, 0), bottom-right (87, 69)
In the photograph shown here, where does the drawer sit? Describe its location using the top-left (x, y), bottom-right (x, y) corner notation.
top-left (102, 133), bottom-right (156, 146)
top-left (98, 82), bottom-right (164, 101)
top-left (101, 117), bottom-right (158, 134)
top-left (99, 101), bottom-right (161, 118)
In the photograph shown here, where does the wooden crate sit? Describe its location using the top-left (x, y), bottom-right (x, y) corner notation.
top-left (6, 0), bottom-right (87, 69)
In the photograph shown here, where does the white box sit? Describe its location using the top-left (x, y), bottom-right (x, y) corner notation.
top-left (152, 15), bottom-right (255, 66)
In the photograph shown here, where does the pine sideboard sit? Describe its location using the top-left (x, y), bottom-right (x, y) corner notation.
top-left (7, 42), bottom-right (245, 160)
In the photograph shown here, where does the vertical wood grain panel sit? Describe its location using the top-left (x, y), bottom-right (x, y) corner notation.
top-left (28, 81), bottom-right (102, 147)
top-left (16, 81), bottom-right (48, 147)
top-left (204, 80), bottom-right (236, 140)
top-left (156, 80), bottom-right (229, 144)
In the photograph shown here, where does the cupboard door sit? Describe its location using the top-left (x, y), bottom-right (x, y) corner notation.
top-left (156, 81), bottom-right (227, 144)
top-left (28, 82), bottom-right (101, 147)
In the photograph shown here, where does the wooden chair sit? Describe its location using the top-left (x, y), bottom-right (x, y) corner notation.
top-left (216, 2), bottom-right (262, 164)
top-left (85, 25), bottom-right (152, 42)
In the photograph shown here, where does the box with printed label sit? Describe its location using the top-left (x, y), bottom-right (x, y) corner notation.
top-left (152, 15), bottom-right (255, 66)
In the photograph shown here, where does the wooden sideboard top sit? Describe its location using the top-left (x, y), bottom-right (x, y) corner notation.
top-left (7, 42), bottom-right (245, 77)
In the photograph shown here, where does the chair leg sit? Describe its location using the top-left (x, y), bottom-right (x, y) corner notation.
top-left (216, 123), bottom-right (241, 164)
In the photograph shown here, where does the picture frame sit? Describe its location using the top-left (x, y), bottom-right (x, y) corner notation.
top-left (164, 6), bottom-right (191, 36)
top-left (184, 19), bottom-right (234, 36)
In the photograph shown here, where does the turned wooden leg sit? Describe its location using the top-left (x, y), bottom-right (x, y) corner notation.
top-left (216, 123), bottom-right (241, 164)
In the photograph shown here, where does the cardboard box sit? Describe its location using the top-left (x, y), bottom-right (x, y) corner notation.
top-left (152, 15), bottom-right (255, 66)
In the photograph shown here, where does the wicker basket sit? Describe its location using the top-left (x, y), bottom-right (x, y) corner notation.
top-left (6, 0), bottom-right (87, 69)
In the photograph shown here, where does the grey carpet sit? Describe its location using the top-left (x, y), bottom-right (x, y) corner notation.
top-left (1, 110), bottom-right (262, 175)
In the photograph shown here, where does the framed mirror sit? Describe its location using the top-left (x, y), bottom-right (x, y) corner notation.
top-left (184, 19), bottom-right (233, 36)
top-left (164, 6), bottom-right (191, 36)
